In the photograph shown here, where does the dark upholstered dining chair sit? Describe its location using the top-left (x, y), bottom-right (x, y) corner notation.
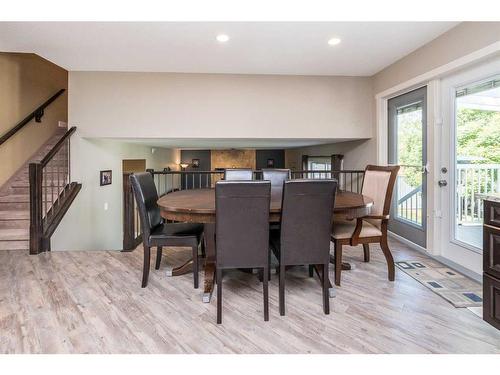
top-left (262, 169), bottom-right (290, 192)
top-left (331, 165), bottom-right (400, 286)
top-left (270, 179), bottom-right (337, 316)
top-left (130, 172), bottom-right (204, 288)
top-left (224, 168), bottom-right (254, 181)
top-left (215, 180), bottom-right (271, 324)
top-left (262, 169), bottom-right (290, 230)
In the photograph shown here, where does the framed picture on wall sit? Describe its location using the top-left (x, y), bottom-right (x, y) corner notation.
top-left (192, 158), bottom-right (200, 168)
top-left (100, 170), bottom-right (112, 186)
top-left (266, 158), bottom-right (275, 168)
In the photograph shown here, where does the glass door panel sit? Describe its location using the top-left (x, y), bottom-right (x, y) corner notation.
top-left (388, 87), bottom-right (427, 247)
top-left (453, 77), bottom-right (500, 249)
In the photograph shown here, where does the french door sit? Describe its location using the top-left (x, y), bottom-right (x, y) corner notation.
top-left (388, 87), bottom-right (427, 247)
top-left (438, 57), bottom-right (500, 275)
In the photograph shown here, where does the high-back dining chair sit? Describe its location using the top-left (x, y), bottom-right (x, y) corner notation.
top-left (262, 169), bottom-right (290, 192)
top-left (262, 169), bottom-right (291, 230)
top-left (270, 179), bottom-right (337, 316)
top-left (331, 165), bottom-right (400, 286)
top-left (224, 168), bottom-right (254, 181)
top-left (130, 173), bottom-right (204, 288)
top-left (215, 180), bottom-right (271, 324)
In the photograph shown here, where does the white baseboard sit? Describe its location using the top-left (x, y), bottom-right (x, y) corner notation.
top-left (388, 231), bottom-right (427, 253)
top-left (388, 231), bottom-right (482, 283)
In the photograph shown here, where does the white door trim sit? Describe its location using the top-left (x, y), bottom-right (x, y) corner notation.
top-left (375, 41), bottom-right (500, 253)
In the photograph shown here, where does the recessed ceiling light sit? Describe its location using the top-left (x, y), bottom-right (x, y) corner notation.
top-left (216, 34), bottom-right (230, 43)
top-left (328, 37), bottom-right (341, 46)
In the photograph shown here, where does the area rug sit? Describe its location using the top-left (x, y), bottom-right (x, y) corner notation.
top-left (395, 260), bottom-right (483, 308)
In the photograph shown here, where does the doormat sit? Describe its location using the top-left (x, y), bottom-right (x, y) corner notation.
top-left (395, 260), bottom-right (482, 308)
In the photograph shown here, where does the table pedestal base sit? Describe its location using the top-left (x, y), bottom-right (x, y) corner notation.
top-left (165, 259), bottom-right (193, 277)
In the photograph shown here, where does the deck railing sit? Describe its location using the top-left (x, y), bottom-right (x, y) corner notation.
top-left (122, 169), bottom-right (365, 250)
top-left (394, 163), bottom-right (500, 227)
top-left (456, 163), bottom-right (500, 224)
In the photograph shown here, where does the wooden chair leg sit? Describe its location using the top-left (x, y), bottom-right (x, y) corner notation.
top-left (216, 268), bottom-right (222, 324)
top-left (363, 243), bottom-right (370, 262)
top-left (193, 244), bottom-right (199, 289)
top-left (323, 263), bottom-right (330, 315)
top-left (155, 246), bottom-right (163, 270)
top-left (308, 264), bottom-right (314, 277)
top-left (142, 246), bottom-right (151, 288)
top-left (263, 266), bottom-right (269, 321)
top-left (334, 241), bottom-right (342, 286)
top-left (380, 237), bottom-right (395, 281)
top-left (279, 265), bottom-right (285, 316)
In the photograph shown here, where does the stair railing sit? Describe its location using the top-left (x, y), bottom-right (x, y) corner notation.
top-left (29, 126), bottom-right (81, 254)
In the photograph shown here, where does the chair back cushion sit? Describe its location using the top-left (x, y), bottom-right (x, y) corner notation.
top-left (224, 168), bottom-right (254, 181)
top-left (262, 169), bottom-right (290, 193)
top-left (361, 165), bottom-right (399, 228)
top-left (130, 172), bottom-right (162, 239)
top-left (216, 181), bottom-right (271, 268)
top-left (280, 179), bottom-right (337, 265)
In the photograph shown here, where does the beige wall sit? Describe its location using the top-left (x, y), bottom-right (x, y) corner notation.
top-left (68, 71), bottom-right (373, 140)
top-left (373, 22), bottom-right (500, 94)
top-left (0, 53), bottom-right (68, 188)
top-left (52, 136), bottom-right (180, 251)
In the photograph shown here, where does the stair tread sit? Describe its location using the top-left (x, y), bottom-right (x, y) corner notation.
top-left (0, 128), bottom-right (71, 251)
top-left (0, 228), bottom-right (29, 240)
top-left (0, 211), bottom-right (29, 220)
top-left (0, 240), bottom-right (29, 251)
top-left (0, 194), bottom-right (64, 203)
top-left (0, 195), bottom-right (29, 203)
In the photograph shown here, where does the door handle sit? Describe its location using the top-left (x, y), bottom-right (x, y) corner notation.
top-left (438, 180), bottom-right (448, 187)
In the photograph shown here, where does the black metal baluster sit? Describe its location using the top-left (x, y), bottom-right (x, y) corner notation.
top-left (57, 151), bottom-right (60, 204)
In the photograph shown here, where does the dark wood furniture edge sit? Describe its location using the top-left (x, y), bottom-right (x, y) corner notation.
top-left (483, 198), bottom-right (500, 330)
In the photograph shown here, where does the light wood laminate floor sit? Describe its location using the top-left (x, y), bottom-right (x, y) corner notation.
top-left (1, 238), bottom-right (499, 353)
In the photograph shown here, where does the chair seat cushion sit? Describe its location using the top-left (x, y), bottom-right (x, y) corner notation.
top-left (150, 223), bottom-right (204, 241)
top-left (331, 220), bottom-right (382, 240)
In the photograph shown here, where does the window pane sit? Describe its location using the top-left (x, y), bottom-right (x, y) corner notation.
top-left (395, 102), bottom-right (423, 226)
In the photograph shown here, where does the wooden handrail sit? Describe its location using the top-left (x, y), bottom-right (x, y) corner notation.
top-left (0, 89), bottom-right (65, 147)
top-left (40, 126), bottom-right (76, 167)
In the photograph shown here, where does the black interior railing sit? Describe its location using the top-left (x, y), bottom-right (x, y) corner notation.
top-left (0, 89), bottom-right (65, 147)
top-left (122, 169), bottom-right (365, 251)
top-left (29, 126), bottom-right (81, 254)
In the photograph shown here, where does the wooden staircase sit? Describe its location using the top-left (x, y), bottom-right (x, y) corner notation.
top-left (0, 127), bottom-right (68, 251)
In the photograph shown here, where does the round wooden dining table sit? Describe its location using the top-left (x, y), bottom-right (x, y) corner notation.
top-left (157, 188), bottom-right (373, 303)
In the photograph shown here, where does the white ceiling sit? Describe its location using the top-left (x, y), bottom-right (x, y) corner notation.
top-left (0, 22), bottom-right (458, 76)
top-left (103, 137), bottom-right (363, 150)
